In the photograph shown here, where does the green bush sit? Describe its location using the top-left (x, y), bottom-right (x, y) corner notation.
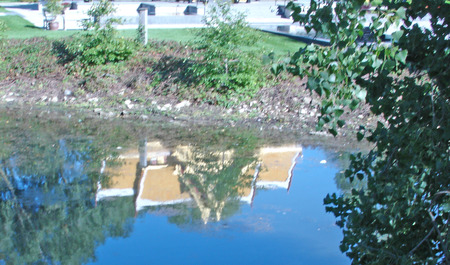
top-left (58, 30), bottom-right (135, 74)
top-left (190, 0), bottom-right (267, 106)
top-left (54, 0), bottom-right (135, 75)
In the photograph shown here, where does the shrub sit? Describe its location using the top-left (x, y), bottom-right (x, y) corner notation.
top-left (190, 0), bottom-right (267, 106)
top-left (59, 30), bottom-right (135, 74)
top-left (54, 0), bottom-right (135, 75)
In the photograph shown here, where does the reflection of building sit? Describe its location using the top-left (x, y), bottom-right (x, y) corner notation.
top-left (96, 141), bottom-right (302, 223)
top-left (96, 142), bottom-right (170, 201)
top-left (256, 147), bottom-right (302, 191)
top-left (136, 165), bottom-right (191, 210)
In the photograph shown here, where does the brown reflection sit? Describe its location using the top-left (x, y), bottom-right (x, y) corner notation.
top-left (96, 141), bottom-right (302, 224)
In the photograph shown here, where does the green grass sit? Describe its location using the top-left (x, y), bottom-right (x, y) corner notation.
top-left (120, 28), bottom-right (304, 54)
top-left (1, 15), bottom-right (304, 54)
top-left (0, 15), bottom-right (80, 39)
top-left (119, 28), bottom-right (197, 43)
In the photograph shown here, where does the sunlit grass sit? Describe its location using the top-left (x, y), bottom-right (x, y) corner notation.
top-left (120, 28), bottom-right (304, 54)
top-left (0, 15), bottom-right (79, 39)
top-left (1, 15), bottom-right (304, 55)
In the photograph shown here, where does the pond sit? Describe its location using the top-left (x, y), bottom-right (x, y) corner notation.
top-left (0, 107), bottom-right (360, 265)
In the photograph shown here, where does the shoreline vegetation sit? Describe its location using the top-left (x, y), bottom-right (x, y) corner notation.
top-left (0, 13), bottom-right (376, 139)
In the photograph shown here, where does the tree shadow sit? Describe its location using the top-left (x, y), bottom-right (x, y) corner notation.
top-left (25, 25), bottom-right (42, 29)
top-left (4, 3), bottom-right (39, 10)
top-left (152, 55), bottom-right (200, 87)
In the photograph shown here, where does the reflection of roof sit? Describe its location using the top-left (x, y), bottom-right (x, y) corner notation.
top-left (256, 147), bottom-right (302, 190)
top-left (136, 165), bottom-right (191, 211)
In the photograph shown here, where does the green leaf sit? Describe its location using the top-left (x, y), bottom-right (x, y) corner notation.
top-left (317, 118), bottom-right (325, 129)
top-left (384, 59), bottom-right (396, 71)
top-left (356, 90), bottom-right (366, 101)
top-left (329, 128), bottom-right (337, 136)
top-left (357, 132), bottom-right (364, 141)
top-left (371, 0), bottom-right (382, 6)
top-left (335, 108), bottom-right (344, 118)
top-left (329, 73), bottom-right (336, 83)
top-left (395, 50), bottom-right (408, 64)
top-left (396, 7), bottom-right (406, 20)
top-left (391, 30), bottom-right (404, 42)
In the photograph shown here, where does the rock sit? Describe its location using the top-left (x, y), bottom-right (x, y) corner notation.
top-left (358, 115), bottom-right (364, 119)
top-left (303, 96), bottom-right (312, 104)
top-left (140, 115), bottom-right (149, 120)
top-left (41, 96), bottom-right (48, 101)
top-left (88, 97), bottom-right (99, 103)
top-left (175, 100), bottom-right (191, 110)
top-left (5, 97), bottom-right (15, 102)
top-left (64, 90), bottom-right (73, 97)
top-left (161, 104), bottom-right (172, 111)
top-left (94, 108), bottom-right (102, 114)
top-left (300, 109), bottom-right (308, 114)
top-left (51, 96), bottom-right (58, 102)
top-left (124, 99), bottom-right (134, 109)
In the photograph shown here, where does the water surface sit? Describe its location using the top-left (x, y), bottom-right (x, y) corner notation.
top-left (0, 108), bottom-right (352, 265)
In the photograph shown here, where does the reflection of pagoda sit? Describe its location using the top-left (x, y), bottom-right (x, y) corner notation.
top-left (96, 141), bottom-right (302, 223)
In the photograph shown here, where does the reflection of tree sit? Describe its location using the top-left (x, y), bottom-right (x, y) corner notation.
top-left (0, 175), bottom-right (135, 264)
top-left (171, 137), bottom-right (258, 225)
top-left (0, 110), bottom-right (272, 262)
top-left (328, 152), bottom-right (367, 195)
top-left (0, 112), bottom-right (137, 264)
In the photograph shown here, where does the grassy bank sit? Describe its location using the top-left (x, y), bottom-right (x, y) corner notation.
top-left (0, 7), bottom-right (332, 133)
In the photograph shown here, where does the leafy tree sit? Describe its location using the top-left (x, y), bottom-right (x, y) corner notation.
top-left (190, 0), bottom-right (267, 105)
top-left (286, 0), bottom-right (449, 263)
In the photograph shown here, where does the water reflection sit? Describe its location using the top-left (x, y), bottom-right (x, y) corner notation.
top-left (0, 139), bottom-right (134, 265)
top-left (0, 112), bottom-right (307, 264)
top-left (97, 141), bottom-right (302, 225)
